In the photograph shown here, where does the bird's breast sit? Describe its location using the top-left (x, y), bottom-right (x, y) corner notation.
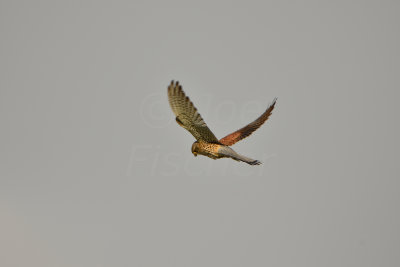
top-left (197, 142), bottom-right (223, 159)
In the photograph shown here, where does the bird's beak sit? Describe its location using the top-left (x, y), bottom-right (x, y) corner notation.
top-left (193, 152), bottom-right (197, 157)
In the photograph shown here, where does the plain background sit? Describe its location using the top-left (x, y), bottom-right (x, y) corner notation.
top-left (1, 1), bottom-right (399, 266)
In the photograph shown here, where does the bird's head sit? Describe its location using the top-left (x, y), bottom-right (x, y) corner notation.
top-left (191, 141), bottom-right (199, 157)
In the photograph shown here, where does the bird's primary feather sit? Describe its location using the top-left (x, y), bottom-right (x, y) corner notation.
top-left (167, 81), bottom-right (220, 143)
top-left (219, 98), bottom-right (277, 146)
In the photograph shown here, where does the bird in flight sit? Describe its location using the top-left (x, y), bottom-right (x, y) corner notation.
top-left (167, 81), bottom-right (276, 165)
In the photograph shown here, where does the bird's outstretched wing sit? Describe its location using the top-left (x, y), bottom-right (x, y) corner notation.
top-left (219, 98), bottom-right (277, 146)
top-left (168, 81), bottom-right (220, 143)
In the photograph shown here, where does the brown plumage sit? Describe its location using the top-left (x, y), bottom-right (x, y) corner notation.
top-left (167, 81), bottom-right (276, 165)
top-left (219, 98), bottom-right (277, 146)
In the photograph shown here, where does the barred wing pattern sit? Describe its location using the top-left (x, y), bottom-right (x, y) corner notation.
top-left (219, 98), bottom-right (277, 146)
top-left (168, 81), bottom-right (220, 143)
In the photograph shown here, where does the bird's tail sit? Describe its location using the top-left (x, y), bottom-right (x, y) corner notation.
top-left (218, 146), bottom-right (261, 165)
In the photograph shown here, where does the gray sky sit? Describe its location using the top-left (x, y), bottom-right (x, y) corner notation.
top-left (1, 1), bottom-right (399, 266)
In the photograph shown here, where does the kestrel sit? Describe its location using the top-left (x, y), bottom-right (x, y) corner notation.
top-left (167, 81), bottom-right (276, 165)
